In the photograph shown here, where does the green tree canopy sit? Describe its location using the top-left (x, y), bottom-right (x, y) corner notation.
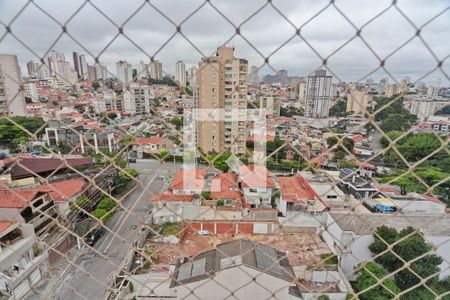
top-left (369, 226), bottom-right (443, 293)
top-left (329, 99), bottom-right (347, 117)
top-left (354, 261), bottom-right (400, 300)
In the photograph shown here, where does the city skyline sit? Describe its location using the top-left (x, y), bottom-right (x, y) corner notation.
top-left (0, 0), bottom-right (449, 84)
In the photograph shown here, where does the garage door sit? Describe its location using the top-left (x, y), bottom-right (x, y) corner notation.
top-left (14, 280), bottom-right (30, 299)
top-left (30, 268), bottom-right (42, 285)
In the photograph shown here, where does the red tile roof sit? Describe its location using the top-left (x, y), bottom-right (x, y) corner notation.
top-left (8, 157), bottom-right (93, 179)
top-left (351, 134), bottom-right (365, 143)
top-left (210, 173), bottom-right (241, 200)
top-left (0, 221), bottom-right (15, 234)
top-left (150, 194), bottom-right (195, 202)
top-left (0, 189), bottom-right (42, 208)
top-left (46, 178), bottom-right (87, 202)
top-left (169, 168), bottom-right (207, 191)
top-left (132, 137), bottom-right (166, 145)
top-left (239, 165), bottom-right (274, 188)
top-left (278, 175), bottom-right (322, 203)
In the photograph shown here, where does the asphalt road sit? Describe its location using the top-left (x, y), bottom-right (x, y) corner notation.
top-left (31, 160), bottom-right (181, 300)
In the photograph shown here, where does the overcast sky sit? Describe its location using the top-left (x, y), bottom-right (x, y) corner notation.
top-left (0, 0), bottom-right (449, 84)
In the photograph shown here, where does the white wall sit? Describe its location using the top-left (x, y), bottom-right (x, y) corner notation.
top-left (176, 266), bottom-right (299, 300)
top-left (427, 236), bottom-right (450, 279)
top-left (396, 200), bottom-right (445, 215)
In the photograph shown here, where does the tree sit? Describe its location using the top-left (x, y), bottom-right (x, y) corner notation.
top-left (354, 262), bottom-right (400, 300)
top-left (369, 226), bottom-right (443, 292)
top-left (396, 133), bottom-right (441, 162)
top-left (380, 131), bottom-right (405, 148)
top-left (380, 114), bottom-right (411, 132)
top-left (0, 116), bottom-right (46, 148)
top-left (201, 191), bottom-right (211, 200)
top-left (212, 151), bottom-right (232, 171)
top-left (170, 117), bottom-right (183, 130)
top-left (92, 81), bottom-right (100, 90)
top-left (326, 136), bottom-right (354, 157)
top-left (184, 87), bottom-right (193, 96)
top-left (435, 104), bottom-right (450, 115)
top-left (280, 106), bottom-right (303, 117)
top-left (117, 168), bottom-right (139, 186)
top-left (329, 99), bottom-right (347, 117)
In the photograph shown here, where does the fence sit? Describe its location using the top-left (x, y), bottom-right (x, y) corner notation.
top-left (0, 0), bottom-right (449, 300)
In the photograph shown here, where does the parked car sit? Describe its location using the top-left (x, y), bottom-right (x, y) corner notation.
top-left (85, 229), bottom-right (104, 246)
top-left (128, 158), bottom-right (137, 163)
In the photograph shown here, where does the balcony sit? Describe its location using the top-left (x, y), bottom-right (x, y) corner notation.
top-left (0, 248), bottom-right (48, 290)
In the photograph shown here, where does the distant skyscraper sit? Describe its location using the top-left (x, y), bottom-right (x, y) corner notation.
top-left (150, 60), bottom-right (163, 80)
top-left (304, 70), bottom-right (332, 118)
top-left (187, 66), bottom-right (197, 87)
top-left (136, 61), bottom-right (149, 79)
top-left (73, 52), bottom-right (81, 78)
top-left (123, 83), bottom-right (151, 115)
top-left (116, 60), bottom-right (132, 83)
top-left (175, 60), bottom-right (186, 87)
top-left (79, 54), bottom-right (88, 80)
top-left (249, 66), bottom-right (260, 84)
top-left (87, 65), bottom-right (97, 81)
top-left (26, 60), bottom-right (36, 78)
top-left (47, 50), bottom-right (77, 84)
top-left (95, 64), bottom-right (107, 81)
top-left (194, 47), bottom-right (247, 154)
top-left (277, 69), bottom-right (288, 84)
top-left (0, 54), bottom-right (27, 116)
top-left (347, 90), bottom-right (368, 115)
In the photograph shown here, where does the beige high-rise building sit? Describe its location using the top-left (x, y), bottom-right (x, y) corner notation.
top-left (195, 47), bottom-right (247, 154)
top-left (385, 84), bottom-right (404, 97)
top-left (150, 60), bottom-right (163, 80)
top-left (347, 90), bottom-right (368, 115)
top-left (0, 54), bottom-right (27, 116)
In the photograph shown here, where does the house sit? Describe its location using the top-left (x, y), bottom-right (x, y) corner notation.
top-left (0, 222), bottom-right (49, 299)
top-left (169, 168), bottom-right (207, 195)
top-left (321, 213), bottom-right (450, 280)
top-left (209, 173), bottom-right (242, 207)
top-left (45, 178), bottom-right (87, 219)
top-left (0, 189), bottom-right (57, 236)
top-left (277, 174), bottom-right (328, 216)
top-left (157, 239), bottom-right (301, 299)
top-left (338, 168), bottom-right (378, 201)
top-left (373, 190), bottom-right (446, 215)
top-left (238, 166), bottom-right (274, 208)
top-left (300, 171), bottom-right (347, 210)
top-left (131, 137), bottom-right (174, 158)
top-left (150, 194), bottom-right (200, 225)
top-left (5, 156), bottom-right (93, 180)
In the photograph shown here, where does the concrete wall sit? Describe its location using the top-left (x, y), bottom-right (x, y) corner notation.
top-left (396, 200), bottom-right (445, 215)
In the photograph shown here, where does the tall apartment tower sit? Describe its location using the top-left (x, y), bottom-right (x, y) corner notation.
top-left (0, 54), bottom-right (27, 116)
top-left (47, 50), bottom-right (77, 84)
top-left (123, 83), bottom-right (151, 115)
top-left (347, 90), bottom-right (368, 115)
top-left (72, 52), bottom-right (81, 78)
top-left (304, 70), bottom-right (332, 118)
top-left (175, 60), bottom-right (186, 87)
top-left (150, 60), bottom-right (163, 80)
top-left (194, 47), bottom-right (247, 154)
top-left (79, 54), bottom-right (88, 80)
top-left (26, 60), bottom-right (36, 78)
top-left (116, 60), bottom-right (132, 83)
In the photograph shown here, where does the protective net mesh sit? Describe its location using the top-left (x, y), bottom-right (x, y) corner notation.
top-left (0, 0), bottom-right (449, 299)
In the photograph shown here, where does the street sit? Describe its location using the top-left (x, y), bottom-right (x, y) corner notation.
top-left (26, 160), bottom-right (180, 300)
